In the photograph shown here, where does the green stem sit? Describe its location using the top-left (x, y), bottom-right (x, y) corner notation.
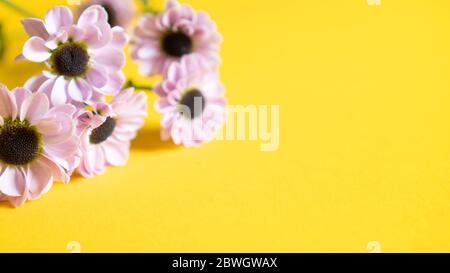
top-left (0, 0), bottom-right (36, 17)
top-left (126, 80), bottom-right (153, 91)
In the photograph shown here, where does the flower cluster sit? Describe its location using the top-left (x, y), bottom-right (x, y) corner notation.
top-left (132, 0), bottom-right (226, 147)
top-left (0, 0), bottom-right (225, 207)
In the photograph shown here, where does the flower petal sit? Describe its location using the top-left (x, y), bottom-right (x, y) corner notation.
top-left (27, 159), bottom-right (52, 198)
top-left (20, 93), bottom-right (50, 124)
top-left (0, 167), bottom-right (26, 197)
top-left (23, 37), bottom-right (51, 62)
top-left (93, 48), bottom-right (125, 71)
top-left (44, 6), bottom-right (73, 35)
top-left (51, 76), bottom-right (68, 105)
top-left (77, 5), bottom-right (108, 27)
top-left (68, 78), bottom-right (92, 102)
top-left (24, 74), bottom-right (47, 92)
top-left (102, 139), bottom-right (130, 166)
top-left (37, 118), bottom-right (60, 135)
top-left (100, 71), bottom-right (124, 95)
top-left (0, 84), bottom-right (17, 119)
top-left (110, 26), bottom-right (128, 48)
top-left (21, 18), bottom-right (49, 39)
top-left (86, 65), bottom-right (108, 88)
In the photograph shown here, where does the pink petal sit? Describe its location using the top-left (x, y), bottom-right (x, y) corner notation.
top-left (86, 65), bottom-right (108, 88)
top-left (21, 18), bottom-right (49, 39)
top-left (68, 79), bottom-right (92, 102)
top-left (93, 48), bottom-right (125, 71)
top-left (0, 167), bottom-right (26, 197)
top-left (94, 145), bottom-right (106, 174)
top-left (20, 93), bottom-right (50, 124)
top-left (67, 25), bottom-right (85, 42)
top-left (43, 70), bottom-right (58, 79)
top-left (0, 84), bottom-right (17, 119)
top-left (45, 31), bottom-right (68, 50)
top-left (13, 87), bottom-right (32, 110)
top-left (37, 118), bottom-right (60, 135)
top-left (47, 104), bottom-right (76, 117)
top-left (110, 26), bottom-right (128, 48)
top-left (51, 77), bottom-right (68, 105)
top-left (44, 6), bottom-right (73, 35)
top-left (166, 0), bottom-right (180, 9)
top-left (137, 45), bottom-right (159, 59)
top-left (167, 62), bottom-right (185, 82)
top-left (23, 37), bottom-right (51, 62)
top-left (101, 71), bottom-right (124, 95)
top-left (77, 5), bottom-right (108, 27)
top-left (40, 154), bottom-right (70, 183)
top-left (14, 54), bottom-right (26, 61)
top-left (24, 74), bottom-right (47, 92)
top-left (102, 139), bottom-right (130, 166)
top-left (27, 160), bottom-right (52, 198)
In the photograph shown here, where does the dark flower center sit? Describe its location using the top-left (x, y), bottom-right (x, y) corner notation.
top-left (179, 89), bottom-right (206, 119)
top-left (0, 119), bottom-right (41, 166)
top-left (52, 43), bottom-right (89, 77)
top-left (90, 117), bottom-right (116, 144)
top-left (102, 4), bottom-right (118, 27)
top-left (162, 31), bottom-right (193, 58)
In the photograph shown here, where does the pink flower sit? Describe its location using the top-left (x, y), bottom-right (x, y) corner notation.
top-left (75, 0), bottom-right (136, 28)
top-left (154, 60), bottom-right (227, 147)
top-left (131, 0), bottom-right (222, 76)
top-left (0, 84), bottom-right (79, 207)
top-left (20, 5), bottom-right (128, 106)
top-left (77, 88), bottom-right (147, 178)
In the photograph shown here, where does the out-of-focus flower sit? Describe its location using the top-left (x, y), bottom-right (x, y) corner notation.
top-left (75, 0), bottom-right (136, 28)
top-left (154, 59), bottom-right (226, 147)
top-left (0, 84), bottom-right (79, 207)
top-left (131, 0), bottom-right (222, 76)
top-left (76, 88), bottom-right (147, 178)
top-left (19, 5), bottom-right (128, 106)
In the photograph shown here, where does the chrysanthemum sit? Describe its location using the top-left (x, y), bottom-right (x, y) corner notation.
top-left (131, 0), bottom-right (222, 76)
top-left (0, 84), bottom-right (79, 207)
top-left (20, 5), bottom-right (128, 106)
top-left (75, 0), bottom-right (136, 28)
top-left (76, 88), bottom-right (147, 178)
top-left (154, 60), bottom-right (227, 147)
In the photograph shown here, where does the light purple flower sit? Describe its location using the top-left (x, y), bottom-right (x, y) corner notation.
top-left (0, 84), bottom-right (79, 207)
top-left (76, 88), bottom-right (148, 178)
top-left (154, 59), bottom-right (227, 147)
top-left (75, 0), bottom-right (136, 28)
top-left (20, 5), bottom-right (128, 106)
top-left (131, 0), bottom-right (222, 76)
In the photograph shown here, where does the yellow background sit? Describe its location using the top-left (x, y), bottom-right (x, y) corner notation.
top-left (0, 0), bottom-right (450, 253)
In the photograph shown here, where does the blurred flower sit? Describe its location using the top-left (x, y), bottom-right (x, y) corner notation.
top-left (131, 0), bottom-right (222, 76)
top-left (154, 60), bottom-right (226, 147)
top-left (76, 88), bottom-right (147, 178)
top-left (75, 0), bottom-right (136, 28)
top-left (19, 5), bottom-right (128, 106)
top-left (0, 84), bottom-right (79, 207)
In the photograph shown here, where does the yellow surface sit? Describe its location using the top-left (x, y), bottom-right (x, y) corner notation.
top-left (1, 0), bottom-right (450, 253)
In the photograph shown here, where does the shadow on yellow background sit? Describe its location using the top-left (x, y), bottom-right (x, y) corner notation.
top-left (1, 0), bottom-right (450, 253)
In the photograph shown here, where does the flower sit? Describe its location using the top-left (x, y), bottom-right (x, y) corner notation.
top-left (131, 0), bottom-right (222, 76)
top-left (20, 5), bottom-right (128, 106)
top-left (76, 88), bottom-right (147, 178)
top-left (154, 59), bottom-right (227, 147)
top-left (0, 84), bottom-right (79, 207)
top-left (75, 0), bottom-right (136, 28)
